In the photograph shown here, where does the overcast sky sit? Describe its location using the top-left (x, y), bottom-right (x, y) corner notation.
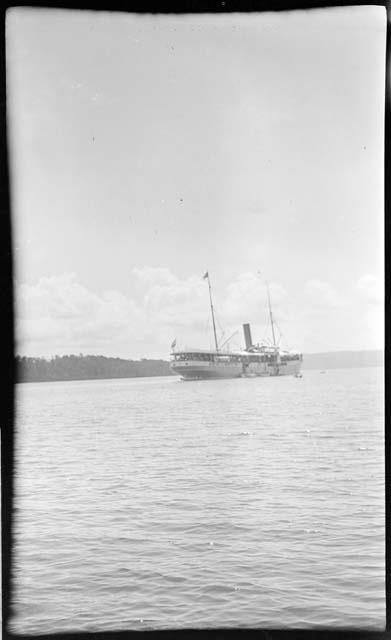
top-left (7, 6), bottom-right (385, 358)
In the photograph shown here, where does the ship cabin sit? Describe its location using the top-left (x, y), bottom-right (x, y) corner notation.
top-left (171, 350), bottom-right (242, 364)
top-left (241, 324), bottom-right (302, 365)
top-left (241, 346), bottom-right (303, 366)
top-left (280, 351), bottom-right (303, 362)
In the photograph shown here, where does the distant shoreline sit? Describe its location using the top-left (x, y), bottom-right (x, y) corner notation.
top-left (15, 351), bottom-right (383, 384)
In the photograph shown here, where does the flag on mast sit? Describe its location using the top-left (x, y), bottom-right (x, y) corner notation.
top-left (203, 271), bottom-right (209, 279)
top-left (171, 338), bottom-right (176, 349)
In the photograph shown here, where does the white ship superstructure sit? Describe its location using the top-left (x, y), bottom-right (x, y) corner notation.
top-left (241, 283), bottom-right (302, 377)
top-left (241, 338), bottom-right (302, 377)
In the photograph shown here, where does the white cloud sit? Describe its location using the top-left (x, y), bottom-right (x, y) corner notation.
top-left (303, 279), bottom-right (344, 309)
top-left (355, 274), bottom-right (383, 305)
top-left (132, 266), bottom-right (208, 329)
top-left (15, 269), bottom-right (291, 357)
top-left (15, 268), bottom-right (384, 358)
top-left (16, 270), bottom-right (221, 356)
top-left (222, 272), bottom-right (290, 325)
top-left (16, 274), bottom-right (141, 355)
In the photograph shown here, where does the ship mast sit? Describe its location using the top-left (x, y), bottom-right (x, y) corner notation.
top-left (266, 282), bottom-right (277, 348)
top-left (204, 272), bottom-right (219, 352)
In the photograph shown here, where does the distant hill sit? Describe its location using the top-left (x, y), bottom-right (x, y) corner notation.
top-left (15, 350), bottom-right (383, 383)
top-left (302, 350), bottom-right (384, 370)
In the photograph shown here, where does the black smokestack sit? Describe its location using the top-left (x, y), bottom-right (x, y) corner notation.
top-left (243, 323), bottom-right (252, 350)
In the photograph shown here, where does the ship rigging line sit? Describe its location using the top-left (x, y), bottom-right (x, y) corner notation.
top-left (266, 281), bottom-right (277, 348)
top-left (219, 329), bottom-right (238, 351)
top-left (205, 272), bottom-right (219, 352)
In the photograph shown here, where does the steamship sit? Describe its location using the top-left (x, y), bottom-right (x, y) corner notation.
top-left (170, 273), bottom-right (302, 380)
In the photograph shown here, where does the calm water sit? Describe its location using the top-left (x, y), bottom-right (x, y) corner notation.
top-left (11, 367), bottom-right (384, 632)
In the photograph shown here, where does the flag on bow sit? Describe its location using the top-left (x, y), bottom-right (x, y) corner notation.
top-left (203, 271), bottom-right (209, 280)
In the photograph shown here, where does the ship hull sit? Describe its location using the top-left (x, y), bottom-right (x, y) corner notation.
top-left (170, 361), bottom-right (243, 380)
top-left (170, 351), bottom-right (302, 380)
top-left (244, 360), bottom-right (302, 377)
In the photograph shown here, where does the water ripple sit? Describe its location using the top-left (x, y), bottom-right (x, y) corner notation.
top-left (11, 367), bottom-right (384, 632)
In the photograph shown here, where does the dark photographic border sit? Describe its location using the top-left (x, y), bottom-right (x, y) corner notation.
top-left (1, 1), bottom-right (388, 639)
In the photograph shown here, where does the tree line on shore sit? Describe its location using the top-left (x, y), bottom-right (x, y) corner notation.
top-left (15, 354), bottom-right (172, 382)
